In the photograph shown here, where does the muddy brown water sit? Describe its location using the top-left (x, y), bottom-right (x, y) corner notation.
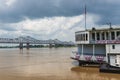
top-left (0, 48), bottom-right (119, 80)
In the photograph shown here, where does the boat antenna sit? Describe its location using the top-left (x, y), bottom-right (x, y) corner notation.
top-left (84, 4), bottom-right (87, 30)
top-left (106, 22), bottom-right (112, 29)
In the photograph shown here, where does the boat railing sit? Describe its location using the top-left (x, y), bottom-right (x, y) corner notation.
top-left (71, 52), bottom-right (106, 62)
top-left (90, 40), bottom-right (120, 44)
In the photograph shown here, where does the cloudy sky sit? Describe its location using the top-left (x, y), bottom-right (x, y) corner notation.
top-left (0, 0), bottom-right (120, 41)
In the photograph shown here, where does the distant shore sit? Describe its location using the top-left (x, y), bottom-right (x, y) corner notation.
top-left (0, 44), bottom-right (76, 48)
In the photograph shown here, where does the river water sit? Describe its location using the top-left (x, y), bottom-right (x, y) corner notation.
top-left (0, 47), bottom-right (119, 80)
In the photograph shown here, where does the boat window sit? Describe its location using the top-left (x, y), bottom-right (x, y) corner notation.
top-left (79, 34), bottom-right (82, 41)
top-left (83, 34), bottom-right (85, 41)
top-left (80, 34), bottom-right (83, 41)
top-left (117, 31), bottom-right (120, 36)
top-left (117, 31), bottom-right (120, 40)
top-left (96, 32), bottom-right (100, 40)
top-left (86, 34), bottom-right (88, 41)
top-left (75, 34), bottom-right (80, 41)
top-left (115, 59), bottom-right (117, 63)
top-left (106, 32), bottom-right (109, 40)
top-left (79, 34), bottom-right (81, 41)
top-left (111, 32), bottom-right (115, 40)
top-left (102, 32), bottom-right (105, 40)
top-left (75, 34), bottom-right (87, 41)
top-left (112, 45), bottom-right (115, 49)
top-left (92, 33), bottom-right (95, 41)
top-left (78, 34), bottom-right (81, 41)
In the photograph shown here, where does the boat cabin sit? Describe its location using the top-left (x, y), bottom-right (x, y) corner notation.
top-left (71, 27), bottom-right (120, 67)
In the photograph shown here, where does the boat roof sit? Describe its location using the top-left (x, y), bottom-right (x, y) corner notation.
top-left (75, 27), bottom-right (120, 33)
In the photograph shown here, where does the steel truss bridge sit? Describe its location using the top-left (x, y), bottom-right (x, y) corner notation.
top-left (0, 36), bottom-right (74, 49)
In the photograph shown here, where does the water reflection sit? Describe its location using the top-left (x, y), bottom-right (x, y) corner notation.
top-left (71, 66), bottom-right (120, 80)
top-left (19, 49), bottom-right (23, 54)
top-left (26, 50), bottom-right (29, 54)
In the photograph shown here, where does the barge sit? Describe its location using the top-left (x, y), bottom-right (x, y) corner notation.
top-left (71, 27), bottom-right (120, 73)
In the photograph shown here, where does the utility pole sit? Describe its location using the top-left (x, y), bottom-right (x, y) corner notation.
top-left (107, 22), bottom-right (112, 29)
top-left (85, 5), bottom-right (87, 30)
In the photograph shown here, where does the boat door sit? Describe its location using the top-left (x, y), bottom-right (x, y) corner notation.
top-left (116, 55), bottom-right (120, 67)
top-left (109, 55), bottom-right (116, 67)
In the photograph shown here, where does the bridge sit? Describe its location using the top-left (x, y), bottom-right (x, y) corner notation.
top-left (0, 36), bottom-right (75, 49)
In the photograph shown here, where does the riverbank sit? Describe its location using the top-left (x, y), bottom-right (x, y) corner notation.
top-left (0, 44), bottom-right (76, 48)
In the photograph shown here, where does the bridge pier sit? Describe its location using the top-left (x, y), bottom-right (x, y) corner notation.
top-left (26, 43), bottom-right (30, 49)
top-left (19, 43), bottom-right (23, 49)
top-left (55, 44), bottom-right (59, 48)
top-left (49, 44), bottom-right (54, 48)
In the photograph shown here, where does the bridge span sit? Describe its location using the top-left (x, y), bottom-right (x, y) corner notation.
top-left (0, 36), bottom-right (75, 49)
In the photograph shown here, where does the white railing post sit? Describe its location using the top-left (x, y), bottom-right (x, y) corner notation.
top-left (92, 44), bottom-right (96, 60)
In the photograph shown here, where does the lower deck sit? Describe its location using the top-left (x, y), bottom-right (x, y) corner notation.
top-left (71, 44), bottom-right (107, 63)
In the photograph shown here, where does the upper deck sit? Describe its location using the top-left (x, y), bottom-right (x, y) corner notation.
top-left (75, 27), bottom-right (120, 44)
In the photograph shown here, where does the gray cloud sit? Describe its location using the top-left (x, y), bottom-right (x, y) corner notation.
top-left (0, 23), bottom-right (17, 31)
top-left (0, 0), bottom-right (120, 24)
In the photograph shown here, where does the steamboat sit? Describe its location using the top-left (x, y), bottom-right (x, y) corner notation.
top-left (71, 27), bottom-right (120, 73)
